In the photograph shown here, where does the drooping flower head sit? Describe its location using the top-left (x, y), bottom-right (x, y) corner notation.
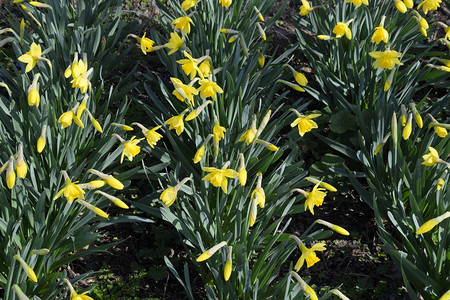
top-left (290, 235), bottom-right (326, 271)
top-left (165, 32), bottom-right (184, 55)
top-left (417, 0), bottom-right (442, 14)
top-left (372, 16), bottom-right (388, 44)
top-left (165, 112), bottom-right (186, 135)
top-left (299, 0), bottom-right (312, 16)
top-left (172, 16), bottom-right (193, 35)
top-left (198, 78), bottom-right (224, 101)
top-left (171, 77), bottom-right (199, 105)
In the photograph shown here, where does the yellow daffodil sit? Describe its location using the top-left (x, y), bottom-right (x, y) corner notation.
top-left (239, 128), bottom-right (256, 145)
top-left (16, 144), bottom-right (27, 179)
top-left (224, 246), bottom-right (232, 281)
top-left (64, 278), bottom-right (94, 300)
top-left (119, 136), bottom-right (143, 163)
top-left (290, 271), bottom-right (319, 300)
top-left (434, 125), bottom-right (448, 138)
top-left (177, 51), bottom-right (200, 79)
top-left (198, 60), bottom-right (211, 78)
top-left (238, 153), bottom-right (247, 186)
top-left (171, 77), bottom-right (199, 105)
top-left (394, 0), bottom-right (407, 13)
top-left (315, 219), bottom-right (350, 235)
top-left (53, 171), bottom-right (85, 204)
top-left (416, 212), bottom-right (450, 234)
top-left (18, 42), bottom-right (42, 72)
top-left (436, 178), bottom-right (445, 190)
top-left (439, 290), bottom-right (450, 300)
top-left (372, 23), bottom-right (388, 44)
top-left (417, 0), bottom-right (441, 14)
top-left (196, 241), bottom-right (227, 262)
top-left (305, 176), bottom-right (337, 192)
top-left (437, 22), bottom-right (450, 40)
top-left (422, 146), bottom-right (440, 166)
top-left (65, 55), bottom-right (93, 94)
top-left (299, 0), bottom-right (312, 16)
top-left (202, 161), bottom-right (238, 194)
top-left (346, 0), bottom-right (368, 6)
top-left (159, 178), bottom-right (192, 207)
top-left (13, 254), bottom-right (38, 283)
top-left (213, 121), bottom-right (226, 143)
top-left (172, 16), bottom-right (193, 35)
top-left (95, 190), bottom-right (129, 209)
top-left (293, 182), bottom-right (327, 215)
top-left (403, 0), bottom-right (413, 7)
top-left (181, 0), bottom-right (197, 11)
top-left (185, 100), bottom-right (212, 121)
top-left (219, 0), bottom-right (232, 7)
top-left (37, 125), bottom-right (46, 153)
top-left (58, 105), bottom-right (84, 129)
top-left (290, 110), bottom-right (320, 137)
top-left (251, 173), bottom-right (265, 208)
top-left (133, 122), bottom-right (163, 148)
top-left (165, 113), bottom-right (185, 135)
top-left (6, 158), bottom-right (16, 189)
top-left (137, 32), bottom-right (154, 54)
top-left (257, 53), bottom-right (265, 68)
top-left (87, 169), bottom-right (124, 190)
top-left (290, 235), bottom-right (326, 270)
top-left (402, 114), bottom-right (412, 140)
top-left (333, 19), bottom-right (353, 39)
top-left (165, 32), bottom-right (184, 55)
top-left (369, 49), bottom-right (403, 69)
top-left (198, 78), bottom-right (223, 101)
top-left (194, 145), bottom-right (206, 164)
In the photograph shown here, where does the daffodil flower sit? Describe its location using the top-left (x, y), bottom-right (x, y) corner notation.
top-left (219, 0), bottom-right (232, 7)
top-left (213, 119), bottom-right (226, 143)
top-left (171, 77), bottom-right (199, 105)
top-left (18, 42), bottom-right (42, 72)
top-left (196, 241), bottom-right (227, 262)
top-left (285, 64), bottom-right (308, 87)
top-left (172, 16), bottom-right (193, 35)
top-left (372, 16), bottom-right (388, 44)
top-left (181, 0), bottom-right (197, 11)
top-left (290, 109), bottom-right (320, 137)
top-left (251, 173), bottom-right (266, 208)
top-left (165, 112), bottom-right (186, 135)
top-left (346, 0), bottom-right (368, 6)
top-left (238, 153), bottom-right (247, 186)
top-left (159, 177), bottom-right (192, 207)
top-left (417, 0), bottom-right (441, 14)
top-left (177, 51), bottom-right (201, 79)
top-left (421, 146), bottom-right (448, 167)
top-left (416, 211), bottom-right (450, 234)
top-left (95, 191), bottom-right (129, 209)
top-left (290, 271), bottom-right (319, 300)
top-left (292, 182), bottom-right (327, 215)
top-left (53, 171), bottom-right (85, 204)
top-left (369, 49), bottom-right (403, 69)
top-left (315, 219), bottom-right (350, 235)
top-left (114, 135), bottom-right (144, 163)
top-left (165, 32), bottom-right (184, 55)
top-left (290, 235), bottom-right (326, 270)
top-left (224, 246), bottom-right (232, 281)
top-left (185, 100), bottom-right (212, 121)
top-left (15, 144), bottom-right (27, 179)
top-left (198, 78), bottom-right (223, 101)
top-left (333, 19), bottom-right (353, 39)
top-left (13, 254), bottom-right (38, 283)
top-left (64, 278), bottom-right (94, 300)
top-left (137, 32), bottom-right (155, 54)
top-left (87, 169), bottom-right (124, 190)
top-left (37, 125), bottom-right (47, 153)
top-left (437, 22), bottom-right (450, 40)
top-left (299, 0), bottom-right (312, 16)
top-left (202, 161), bottom-right (238, 194)
top-left (58, 103), bottom-right (84, 129)
top-left (6, 157), bottom-right (16, 189)
top-left (394, 0), bottom-right (407, 13)
top-left (132, 122), bottom-right (163, 148)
